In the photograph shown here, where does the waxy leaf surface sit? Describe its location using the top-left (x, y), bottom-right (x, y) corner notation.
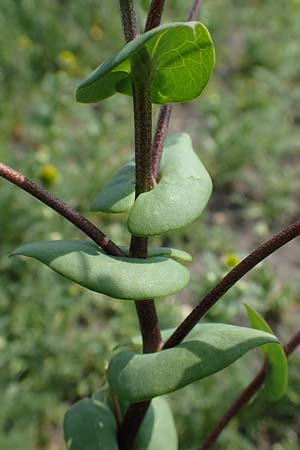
top-left (118, 245), bottom-right (193, 263)
top-left (77, 22), bottom-right (215, 105)
top-left (91, 158), bottom-right (135, 213)
top-left (128, 133), bottom-right (212, 236)
top-left (64, 398), bottom-right (118, 450)
top-left (65, 393), bottom-right (177, 450)
top-left (136, 396), bottom-right (178, 450)
top-left (108, 323), bottom-right (278, 402)
top-left (245, 304), bottom-right (288, 401)
top-left (12, 240), bottom-right (189, 300)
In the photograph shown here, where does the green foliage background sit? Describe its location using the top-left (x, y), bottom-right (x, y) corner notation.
top-left (0, 1), bottom-right (300, 449)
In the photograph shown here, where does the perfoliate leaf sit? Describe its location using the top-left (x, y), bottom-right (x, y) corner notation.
top-left (77, 22), bottom-right (215, 105)
top-left (108, 323), bottom-right (278, 402)
top-left (128, 133), bottom-right (212, 236)
top-left (118, 245), bottom-right (193, 263)
top-left (12, 240), bottom-right (189, 300)
top-left (63, 398), bottom-right (118, 450)
top-left (64, 393), bottom-right (178, 450)
top-left (91, 158), bottom-right (135, 213)
top-left (245, 304), bottom-right (288, 401)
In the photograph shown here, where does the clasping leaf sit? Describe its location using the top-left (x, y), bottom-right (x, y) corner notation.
top-left (12, 240), bottom-right (190, 300)
top-left (77, 22), bottom-right (215, 105)
top-left (108, 323), bottom-right (279, 402)
top-left (64, 392), bottom-right (178, 450)
top-left (128, 133), bottom-right (212, 236)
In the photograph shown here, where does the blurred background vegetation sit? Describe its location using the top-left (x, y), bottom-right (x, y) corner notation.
top-left (0, 0), bottom-right (300, 449)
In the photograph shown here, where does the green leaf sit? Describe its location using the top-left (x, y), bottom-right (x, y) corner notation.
top-left (118, 245), bottom-right (193, 263)
top-left (127, 133), bottom-right (212, 236)
top-left (91, 158), bottom-right (135, 213)
top-left (108, 323), bottom-right (278, 402)
top-left (245, 304), bottom-right (288, 401)
top-left (77, 22), bottom-right (215, 105)
top-left (12, 240), bottom-right (190, 300)
top-left (68, 391), bottom-right (178, 450)
top-left (63, 398), bottom-right (118, 450)
top-left (136, 396), bottom-right (178, 450)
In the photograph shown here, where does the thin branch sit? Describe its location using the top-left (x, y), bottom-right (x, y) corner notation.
top-left (0, 162), bottom-right (125, 257)
top-left (164, 219), bottom-right (300, 349)
top-left (188, 0), bottom-right (203, 21)
top-left (119, 0), bottom-right (140, 41)
top-left (151, 0), bottom-right (204, 180)
top-left (152, 105), bottom-right (172, 181)
top-left (199, 330), bottom-right (300, 450)
top-left (145, 0), bottom-right (166, 31)
top-left (285, 331), bottom-right (300, 357)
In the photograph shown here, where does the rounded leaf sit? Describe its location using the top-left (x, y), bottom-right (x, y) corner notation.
top-left (77, 22), bottom-right (215, 105)
top-left (91, 158), bottom-right (135, 213)
top-left (108, 323), bottom-right (279, 402)
top-left (128, 133), bottom-right (212, 236)
top-left (68, 391), bottom-right (178, 450)
top-left (63, 398), bottom-right (118, 450)
top-left (12, 240), bottom-right (190, 300)
top-left (245, 304), bottom-right (288, 401)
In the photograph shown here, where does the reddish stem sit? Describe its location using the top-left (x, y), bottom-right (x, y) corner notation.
top-left (164, 219), bottom-right (300, 349)
top-left (145, 0), bottom-right (166, 31)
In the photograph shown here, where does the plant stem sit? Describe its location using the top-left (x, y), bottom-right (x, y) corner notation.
top-left (285, 331), bottom-right (300, 357)
top-left (152, 105), bottom-right (172, 181)
top-left (0, 162), bottom-right (125, 257)
top-left (151, 0), bottom-right (204, 180)
top-left (163, 219), bottom-right (300, 349)
top-left (198, 330), bottom-right (300, 450)
top-left (132, 76), bottom-right (154, 195)
top-left (119, 0), bottom-right (140, 41)
top-left (188, 0), bottom-right (204, 21)
top-left (117, 2), bottom-right (162, 449)
top-left (145, 0), bottom-right (166, 31)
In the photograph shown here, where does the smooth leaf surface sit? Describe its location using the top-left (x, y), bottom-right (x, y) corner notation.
top-left (77, 22), bottom-right (215, 105)
top-left (108, 323), bottom-right (278, 402)
top-left (118, 245), bottom-right (193, 263)
top-left (91, 158), bottom-right (135, 213)
top-left (245, 304), bottom-right (288, 401)
top-left (12, 240), bottom-right (190, 300)
top-left (64, 398), bottom-right (118, 450)
top-left (136, 396), bottom-right (178, 450)
top-left (70, 390), bottom-right (178, 450)
top-left (128, 133), bottom-right (212, 236)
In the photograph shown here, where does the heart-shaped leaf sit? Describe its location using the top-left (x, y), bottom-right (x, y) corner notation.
top-left (127, 133), bottom-right (212, 236)
top-left (64, 398), bottom-right (118, 450)
top-left (108, 323), bottom-right (278, 402)
top-left (77, 22), bottom-right (215, 105)
top-left (245, 304), bottom-right (288, 401)
top-left (64, 393), bottom-right (177, 450)
top-left (91, 158), bottom-right (135, 213)
top-left (12, 240), bottom-right (190, 300)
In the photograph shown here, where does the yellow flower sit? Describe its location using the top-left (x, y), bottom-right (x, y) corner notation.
top-left (58, 50), bottom-right (80, 75)
top-left (39, 164), bottom-right (58, 185)
top-left (225, 253), bottom-right (240, 268)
